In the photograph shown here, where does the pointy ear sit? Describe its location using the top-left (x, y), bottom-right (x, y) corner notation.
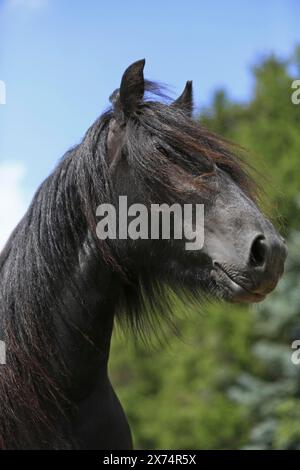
top-left (119, 59), bottom-right (145, 117)
top-left (172, 81), bottom-right (193, 117)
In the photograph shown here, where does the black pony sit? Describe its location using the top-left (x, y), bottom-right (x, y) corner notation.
top-left (0, 60), bottom-right (287, 449)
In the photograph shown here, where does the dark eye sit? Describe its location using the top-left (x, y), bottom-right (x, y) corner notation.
top-left (188, 153), bottom-right (216, 177)
top-left (200, 158), bottom-right (215, 174)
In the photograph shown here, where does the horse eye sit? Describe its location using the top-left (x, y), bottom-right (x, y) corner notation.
top-left (194, 156), bottom-right (216, 176)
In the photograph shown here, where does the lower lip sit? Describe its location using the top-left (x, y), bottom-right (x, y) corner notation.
top-left (212, 266), bottom-right (267, 303)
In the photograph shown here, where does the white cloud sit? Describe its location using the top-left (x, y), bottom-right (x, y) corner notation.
top-left (0, 162), bottom-right (29, 250)
top-left (8, 0), bottom-right (48, 8)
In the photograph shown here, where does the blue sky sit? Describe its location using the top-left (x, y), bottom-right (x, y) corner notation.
top-left (0, 0), bottom-right (299, 247)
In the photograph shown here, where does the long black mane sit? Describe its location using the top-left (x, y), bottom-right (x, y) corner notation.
top-left (0, 82), bottom-right (254, 449)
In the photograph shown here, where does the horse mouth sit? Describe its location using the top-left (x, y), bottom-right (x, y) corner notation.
top-left (212, 262), bottom-right (266, 303)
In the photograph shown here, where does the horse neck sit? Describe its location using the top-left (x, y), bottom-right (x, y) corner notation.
top-left (0, 133), bottom-right (131, 447)
top-left (53, 234), bottom-right (121, 401)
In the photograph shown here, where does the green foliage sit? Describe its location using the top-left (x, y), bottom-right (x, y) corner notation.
top-left (109, 46), bottom-right (300, 449)
top-left (110, 300), bottom-right (253, 449)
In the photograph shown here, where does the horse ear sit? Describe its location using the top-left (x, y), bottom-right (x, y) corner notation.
top-left (172, 81), bottom-right (193, 117)
top-left (119, 59), bottom-right (145, 117)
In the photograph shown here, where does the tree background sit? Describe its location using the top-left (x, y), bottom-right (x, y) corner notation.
top-left (109, 46), bottom-right (300, 449)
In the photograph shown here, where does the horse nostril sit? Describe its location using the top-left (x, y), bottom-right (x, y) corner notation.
top-left (249, 235), bottom-right (267, 268)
